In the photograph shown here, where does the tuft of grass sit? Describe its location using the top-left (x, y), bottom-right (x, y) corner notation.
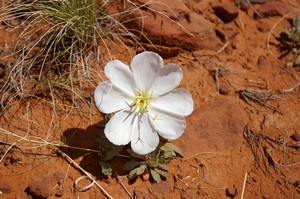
top-left (0, 0), bottom-right (144, 112)
top-left (285, 13), bottom-right (300, 43)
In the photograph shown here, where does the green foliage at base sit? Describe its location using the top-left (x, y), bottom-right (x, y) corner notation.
top-left (95, 120), bottom-right (183, 183)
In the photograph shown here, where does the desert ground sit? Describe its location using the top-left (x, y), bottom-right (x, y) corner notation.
top-left (0, 0), bottom-right (299, 198)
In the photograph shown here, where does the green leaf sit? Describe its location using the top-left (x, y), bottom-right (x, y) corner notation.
top-left (100, 162), bottom-right (113, 176)
top-left (127, 149), bottom-right (146, 160)
top-left (160, 143), bottom-right (183, 157)
top-left (150, 169), bottom-right (161, 183)
top-left (123, 160), bottom-right (141, 171)
top-left (163, 150), bottom-right (175, 159)
top-left (154, 168), bottom-right (169, 178)
top-left (104, 145), bottom-right (124, 161)
top-left (98, 138), bottom-right (114, 150)
top-left (158, 163), bottom-right (168, 170)
top-left (148, 155), bottom-right (160, 168)
top-left (96, 120), bottom-right (107, 128)
top-left (94, 121), bottom-right (107, 137)
top-left (294, 55), bottom-right (300, 65)
top-left (128, 165), bottom-right (147, 180)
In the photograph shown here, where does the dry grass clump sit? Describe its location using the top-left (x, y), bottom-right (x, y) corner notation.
top-left (0, 0), bottom-right (144, 112)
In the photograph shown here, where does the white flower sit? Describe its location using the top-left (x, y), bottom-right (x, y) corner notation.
top-left (94, 51), bottom-right (193, 155)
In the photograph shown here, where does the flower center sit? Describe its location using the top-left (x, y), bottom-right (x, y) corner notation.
top-left (132, 91), bottom-right (152, 113)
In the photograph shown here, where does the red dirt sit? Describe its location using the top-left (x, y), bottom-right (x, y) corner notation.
top-left (0, 0), bottom-right (300, 198)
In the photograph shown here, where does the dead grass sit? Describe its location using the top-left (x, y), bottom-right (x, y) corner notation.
top-left (0, 0), bottom-right (150, 114)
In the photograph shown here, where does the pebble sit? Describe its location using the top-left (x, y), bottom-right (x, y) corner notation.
top-left (26, 178), bottom-right (51, 199)
top-left (290, 131), bottom-right (300, 142)
top-left (219, 84), bottom-right (231, 95)
top-left (254, 1), bottom-right (291, 18)
top-left (226, 187), bottom-right (238, 198)
top-left (257, 55), bottom-right (269, 68)
top-left (0, 181), bottom-right (12, 194)
top-left (213, 3), bottom-right (239, 23)
top-left (55, 189), bottom-right (64, 197)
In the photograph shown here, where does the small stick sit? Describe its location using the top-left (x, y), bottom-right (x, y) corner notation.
top-left (241, 173), bottom-right (248, 199)
top-left (216, 41), bottom-right (229, 54)
top-left (267, 13), bottom-right (293, 59)
top-left (115, 173), bottom-right (133, 199)
top-left (184, 152), bottom-right (225, 160)
top-left (56, 148), bottom-right (113, 199)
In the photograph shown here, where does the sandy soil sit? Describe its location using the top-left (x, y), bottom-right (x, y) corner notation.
top-left (0, 0), bottom-right (300, 198)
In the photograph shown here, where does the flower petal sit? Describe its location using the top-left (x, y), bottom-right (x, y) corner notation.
top-left (104, 109), bottom-right (136, 145)
top-left (94, 81), bottom-right (133, 114)
top-left (152, 63), bottom-right (183, 96)
top-left (151, 88), bottom-right (194, 116)
top-left (131, 52), bottom-right (163, 92)
top-left (105, 60), bottom-right (136, 96)
top-left (131, 113), bottom-right (159, 155)
top-left (149, 108), bottom-right (186, 140)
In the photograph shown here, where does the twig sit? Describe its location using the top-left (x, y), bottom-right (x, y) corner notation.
top-left (0, 128), bottom-right (113, 198)
top-left (0, 139), bottom-right (19, 163)
top-left (216, 41), bottom-right (229, 54)
top-left (240, 173), bottom-right (248, 199)
top-left (184, 152), bottom-right (225, 160)
top-left (267, 12), bottom-right (294, 59)
top-left (115, 173), bottom-right (133, 199)
top-left (239, 89), bottom-right (282, 113)
top-left (280, 82), bottom-right (300, 93)
top-left (56, 148), bottom-right (113, 199)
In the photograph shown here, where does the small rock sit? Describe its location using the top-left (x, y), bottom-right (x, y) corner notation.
top-left (213, 3), bottom-right (239, 23)
top-left (108, 0), bottom-right (220, 52)
top-left (176, 174), bottom-right (183, 179)
top-left (151, 180), bottom-right (174, 195)
top-left (254, 1), bottom-right (291, 18)
top-left (0, 181), bottom-right (12, 194)
top-left (219, 84), bottom-right (231, 95)
top-left (226, 187), bottom-right (238, 198)
top-left (239, 2), bottom-right (250, 12)
top-left (257, 55), bottom-right (268, 68)
top-left (55, 189), bottom-right (64, 197)
top-left (290, 131), bottom-right (300, 142)
top-left (180, 190), bottom-right (190, 199)
top-left (142, 173), bottom-right (150, 181)
top-left (26, 178), bottom-right (51, 199)
top-left (257, 21), bottom-right (270, 33)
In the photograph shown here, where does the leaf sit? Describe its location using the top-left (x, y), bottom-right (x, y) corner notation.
top-left (104, 145), bottom-right (124, 161)
top-left (154, 168), bottom-right (169, 178)
top-left (163, 150), bottom-right (175, 159)
top-left (294, 55), bottom-right (300, 65)
top-left (94, 120), bottom-right (107, 137)
top-left (158, 163), bottom-right (168, 170)
top-left (147, 156), bottom-right (159, 168)
top-left (123, 160), bottom-right (141, 171)
top-left (99, 138), bottom-right (113, 149)
top-left (100, 162), bottom-right (113, 176)
top-left (128, 165), bottom-right (147, 180)
top-left (127, 149), bottom-right (146, 160)
top-left (150, 169), bottom-right (161, 183)
top-left (96, 120), bottom-right (107, 128)
top-left (94, 128), bottom-right (105, 137)
top-left (160, 143), bottom-right (183, 157)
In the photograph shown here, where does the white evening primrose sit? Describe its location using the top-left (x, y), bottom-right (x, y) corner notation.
top-left (94, 51), bottom-right (193, 155)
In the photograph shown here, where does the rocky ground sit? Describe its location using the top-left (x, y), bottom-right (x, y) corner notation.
top-left (0, 0), bottom-right (300, 198)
